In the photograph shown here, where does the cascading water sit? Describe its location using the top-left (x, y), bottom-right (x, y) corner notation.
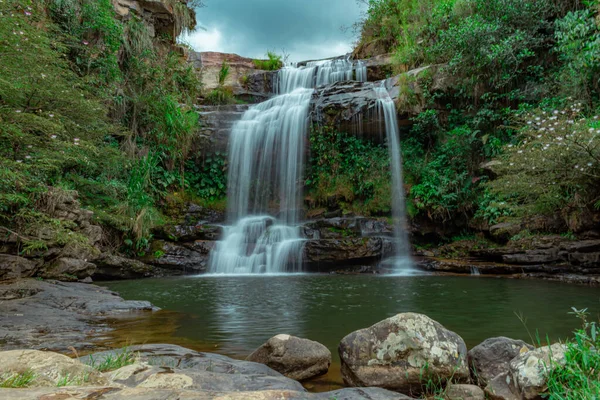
top-left (375, 84), bottom-right (414, 273)
top-left (209, 58), bottom-right (367, 274)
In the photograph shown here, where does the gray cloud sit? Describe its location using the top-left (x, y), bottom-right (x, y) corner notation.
top-left (181, 0), bottom-right (365, 62)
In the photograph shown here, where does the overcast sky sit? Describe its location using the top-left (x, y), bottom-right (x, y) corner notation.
top-left (180, 0), bottom-right (366, 62)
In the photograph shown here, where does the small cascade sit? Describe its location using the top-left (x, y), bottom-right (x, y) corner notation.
top-left (209, 58), bottom-right (367, 275)
top-left (470, 267), bottom-right (481, 276)
top-left (374, 84), bottom-right (414, 273)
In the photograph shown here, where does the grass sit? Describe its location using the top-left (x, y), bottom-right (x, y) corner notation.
top-left (86, 347), bottom-right (136, 372)
top-left (0, 370), bottom-right (36, 388)
top-left (545, 308), bottom-right (600, 399)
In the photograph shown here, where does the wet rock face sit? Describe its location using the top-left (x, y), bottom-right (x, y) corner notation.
top-left (468, 337), bottom-right (533, 386)
top-left (195, 104), bottom-right (251, 153)
top-left (303, 237), bottom-right (394, 270)
top-left (339, 312), bottom-right (469, 396)
top-left (311, 81), bottom-right (388, 143)
top-left (247, 334), bottom-right (332, 381)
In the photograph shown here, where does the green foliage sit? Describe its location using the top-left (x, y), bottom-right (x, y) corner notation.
top-left (307, 126), bottom-right (391, 215)
top-left (185, 153), bottom-right (228, 201)
top-left (205, 87), bottom-right (235, 105)
top-left (554, 9), bottom-right (600, 104)
top-left (0, 0), bottom-right (201, 253)
top-left (0, 369), bottom-right (35, 388)
top-left (218, 61), bottom-right (230, 86)
top-left (253, 51), bottom-right (283, 71)
top-left (546, 308), bottom-right (600, 399)
top-left (405, 126), bottom-right (482, 221)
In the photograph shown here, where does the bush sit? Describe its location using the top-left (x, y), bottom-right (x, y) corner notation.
top-left (253, 51), bottom-right (283, 71)
top-left (485, 105), bottom-right (600, 217)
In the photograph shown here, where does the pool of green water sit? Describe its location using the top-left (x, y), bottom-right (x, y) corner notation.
top-left (103, 274), bottom-right (600, 359)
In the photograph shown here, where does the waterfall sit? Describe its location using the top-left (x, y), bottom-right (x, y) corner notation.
top-left (374, 85), bottom-right (414, 273)
top-left (470, 267), bottom-right (481, 276)
top-left (209, 59), bottom-right (367, 274)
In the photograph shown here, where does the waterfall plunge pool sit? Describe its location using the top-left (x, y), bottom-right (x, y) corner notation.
top-left (102, 274), bottom-right (600, 391)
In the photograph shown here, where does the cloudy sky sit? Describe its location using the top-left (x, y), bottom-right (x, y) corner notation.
top-left (180, 0), bottom-right (366, 62)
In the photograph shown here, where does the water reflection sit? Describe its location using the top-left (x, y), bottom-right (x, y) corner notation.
top-left (104, 275), bottom-right (600, 359)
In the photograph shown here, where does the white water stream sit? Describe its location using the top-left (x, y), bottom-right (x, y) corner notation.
top-left (375, 85), bottom-right (414, 273)
top-left (209, 59), bottom-right (367, 274)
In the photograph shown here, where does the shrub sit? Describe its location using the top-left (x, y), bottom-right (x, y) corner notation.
top-left (253, 51), bottom-right (283, 71)
top-left (485, 105), bottom-right (600, 217)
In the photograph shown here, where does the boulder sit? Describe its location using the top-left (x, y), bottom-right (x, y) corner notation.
top-left (509, 343), bottom-right (567, 399)
top-left (339, 313), bottom-right (469, 395)
top-left (0, 349), bottom-right (106, 387)
top-left (468, 337), bottom-right (533, 385)
top-left (247, 334), bottom-right (331, 381)
top-left (40, 257), bottom-right (96, 281)
top-left (445, 384), bottom-right (485, 400)
top-left (0, 254), bottom-right (38, 281)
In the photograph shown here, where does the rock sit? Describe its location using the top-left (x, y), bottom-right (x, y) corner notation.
top-left (81, 344), bottom-right (306, 393)
top-left (0, 254), bottom-right (38, 281)
top-left (0, 349), bottom-right (106, 387)
top-left (0, 279), bottom-right (156, 351)
top-left (247, 334), bottom-right (332, 381)
top-left (468, 337), bottom-right (533, 386)
top-left (484, 372), bottom-right (521, 400)
top-left (146, 241), bottom-right (208, 274)
top-left (502, 250), bottom-right (560, 265)
top-left (155, 223), bottom-right (222, 242)
top-left (304, 237), bottom-right (394, 270)
top-left (445, 384), bottom-right (485, 400)
top-left (196, 104), bottom-right (251, 153)
top-left (0, 387), bottom-right (415, 399)
top-left (490, 223), bottom-right (522, 242)
top-left (92, 254), bottom-right (157, 280)
top-left (339, 313), bottom-right (469, 395)
top-left (40, 257), bottom-right (96, 281)
top-left (509, 343), bottom-right (567, 399)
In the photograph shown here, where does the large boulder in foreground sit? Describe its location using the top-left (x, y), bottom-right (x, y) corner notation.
top-left (247, 334), bottom-right (331, 381)
top-left (468, 337), bottom-right (533, 385)
top-left (339, 313), bottom-right (469, 395)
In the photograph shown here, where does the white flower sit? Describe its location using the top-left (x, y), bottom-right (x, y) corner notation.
top-left (50, 135), bottom-right (57, 139)
top-left (518, 150), bottom-right (523, 154)
top-left (16, 160), bottom-right (22, 163)
top-left (74, 138), bottom-right (79, 141)
top-left (49, 114), bottom-right (54, 118)
top-left (588, 162), bottom-right (593, 167)
top-left (25, 155), bottom-right (31, 159)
